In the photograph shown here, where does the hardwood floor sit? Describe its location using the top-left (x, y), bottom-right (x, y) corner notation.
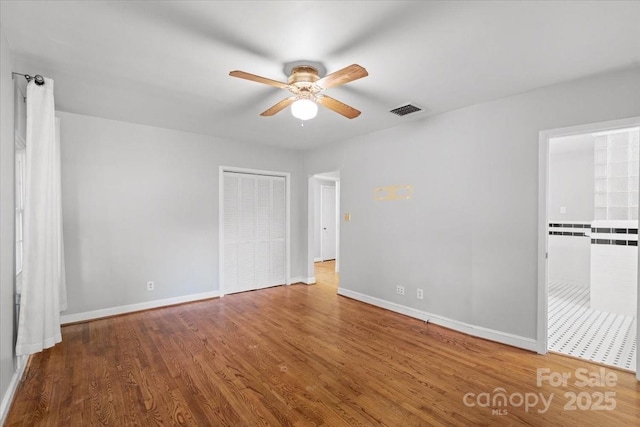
top-left (6, 268), bottom-right (640, 426)
top-left (314, 260), bottom-right (338, 289)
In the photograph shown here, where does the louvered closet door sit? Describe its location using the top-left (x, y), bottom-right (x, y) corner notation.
top-left (223, 172), bottom-right (286, 294)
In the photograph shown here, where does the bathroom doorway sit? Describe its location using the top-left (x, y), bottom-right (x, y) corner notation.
top-left (540, 118), bottom-right (639, 374)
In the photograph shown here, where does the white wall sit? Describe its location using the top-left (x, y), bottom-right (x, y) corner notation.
top-left (58, 112), bottom-right (306, 316)
top-left (549, 134), bottom-right (594, 221)
top-left (303, 66), bottom-right (640, 345)
top-left (548, 234), bottom-right (591, 288)
top-left (312, 178), bottom-right (336, 261)
top-left (548, 133), bottom-right (594, 287)
top-left (0, 25), bottom-right (16, 421)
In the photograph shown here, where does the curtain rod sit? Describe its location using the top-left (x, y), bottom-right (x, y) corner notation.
top-left (12, 72), bottom-right (45, 86)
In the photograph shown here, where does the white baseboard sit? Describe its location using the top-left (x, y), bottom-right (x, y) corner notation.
top-left (337, 288), bottom-right (539, 353)
top-left (0, 355), bottom-right (28, 425)
top-left (60, 291), bottom-right (221, 325)
top-left (289, 276), bottom-right (315, 285)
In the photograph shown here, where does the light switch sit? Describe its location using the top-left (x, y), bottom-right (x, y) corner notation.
top-left (344, 213), bottom-right (351, 222)
top-left (560, 206), bottom-right (566, 214)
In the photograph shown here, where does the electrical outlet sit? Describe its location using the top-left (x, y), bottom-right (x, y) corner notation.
top-left (396, 285), bottom-right (405, 296)
top-left (417, 288), bottom-right (424, 300)
top-left (146, 281), bottom-right (154, 291)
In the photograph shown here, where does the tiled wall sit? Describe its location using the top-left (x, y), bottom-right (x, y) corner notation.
top-left (590, 220), bottom-right (638, 317)
top-left (548, 220), bottom-right (638, 316)
top-left (590, 225), bottom-right (638, 246)
top-left (548, 222), bottom-right (591, 288)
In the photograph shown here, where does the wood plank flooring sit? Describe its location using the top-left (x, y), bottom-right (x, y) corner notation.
top-left (314, 260), bottom-right (338, 289)
top-left (5, 264), bottom-right (640, 426)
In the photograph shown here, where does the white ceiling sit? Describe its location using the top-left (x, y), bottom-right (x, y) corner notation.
top-left (2, 1), bottom-right (639, 150)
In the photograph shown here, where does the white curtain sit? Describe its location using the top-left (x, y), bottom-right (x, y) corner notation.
top-left (15, 77), bottom-right (67, 356)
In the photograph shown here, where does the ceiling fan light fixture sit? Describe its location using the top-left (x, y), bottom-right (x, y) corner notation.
top-left (291, 98), bottom-right (318, 121)
top-left (230, 63), bottom-right (367, 119)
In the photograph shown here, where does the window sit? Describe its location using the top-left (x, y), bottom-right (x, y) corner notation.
top-left (15, 149), bottom-right (25, 274)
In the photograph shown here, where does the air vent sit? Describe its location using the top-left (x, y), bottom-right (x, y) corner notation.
top-left (389, 103), bottom-right (422, 116)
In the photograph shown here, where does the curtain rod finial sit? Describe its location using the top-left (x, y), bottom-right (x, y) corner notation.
top-left (11, 72), bottom-right (45, 85)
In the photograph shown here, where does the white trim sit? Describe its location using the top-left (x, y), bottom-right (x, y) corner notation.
top-left (0, 356), bottom-right (28, 425)
top-left (537, 129), bottom-right (550, 355)
top-left (308, 172), bottom-right (341, 281)
top-left (537, 117), bottom-right (640, 377)
top-left (307, 177), bottom-right (315, 282)
top-left (15, 271), bottom-right (21, 294)
top-left (219, 166), bottom-right (292, 296)
top-left (219, 167), bottom-right (225, 296)
top-left (289, 276), bottom-right (315, 285)
top-left (60, 291), bottom-right (220, 325)
top-left (286, 173), bottom-right (291, 286)
top-left (14, 130), bottom-right (25, 150)
top-left (540, 117), bottom-right (640, 139)
top-left (320, 184), bottom-right (324, 261)
top-left (338, 288), bottom-right (539, 353)
top-left (335, 180), bottom-right (340, 273)
top-left (313, 174), bottom-right (340, 182)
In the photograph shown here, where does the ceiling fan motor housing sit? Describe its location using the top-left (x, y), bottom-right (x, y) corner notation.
top-left (288, 66), bottom-right (320, 90)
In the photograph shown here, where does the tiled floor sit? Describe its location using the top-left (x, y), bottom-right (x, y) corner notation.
top-left (548, 281), bottom-right (637, 371)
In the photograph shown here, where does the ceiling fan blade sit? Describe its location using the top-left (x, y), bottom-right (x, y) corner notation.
top-left (260, 97), bottom-right (296, 116)
top-left (315, 64), bottom-right (368, 90)
top-left (229, 70), bottom-right (290, 89)
top-left (317, 95), bottom-right (361, 119)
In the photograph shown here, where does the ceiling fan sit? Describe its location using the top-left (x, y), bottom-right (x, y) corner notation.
top-left (229, 63), bottom-right (368, 120)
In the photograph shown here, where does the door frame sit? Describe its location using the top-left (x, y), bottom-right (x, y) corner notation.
top-left (320, 184), bottom-right (337, 262)
top-left (219, 166), bottom-right (291, 297)
top-left (537, 116), bottom-right (640, 379)
top-left (307, 172), bottom-right (340, 284)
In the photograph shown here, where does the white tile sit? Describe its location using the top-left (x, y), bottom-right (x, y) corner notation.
top-left (548, 282), bottom-right (636, 371)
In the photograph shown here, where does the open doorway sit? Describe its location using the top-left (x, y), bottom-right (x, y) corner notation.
top-left (539, 118), bottom-right (639, 376)
top-left (309, 171), bottom-right (340, 289)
